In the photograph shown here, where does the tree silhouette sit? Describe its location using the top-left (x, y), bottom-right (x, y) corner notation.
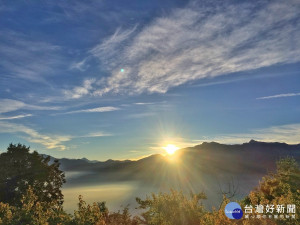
top-left (0, 143), bottom-right (65, 206)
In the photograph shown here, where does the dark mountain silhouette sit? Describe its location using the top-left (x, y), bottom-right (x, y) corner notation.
top-left (48, 140), bottom-right (300, 189)
top-left (51, 140), bottom-right (300, 209)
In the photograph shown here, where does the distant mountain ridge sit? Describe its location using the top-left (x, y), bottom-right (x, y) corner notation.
top-left (48, 140), bottom-right (300, 172)
top-left (50, 140), bottom-right (300, 207)
top-left (43, 140), bottom-right (300, 185)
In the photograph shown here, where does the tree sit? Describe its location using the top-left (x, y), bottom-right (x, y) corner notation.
top-left (72, 196), bottom-right (140, 225)
top-left (0, 143), bottom-right (65, 207)
top-left (243, 157), bottom-right (300, 225)
top-left (136, 189), bottom-right (207, 225)
top-left (73, 195), bottom-right (106, 225)
top-left (0, 186), bottom-right (71, 225)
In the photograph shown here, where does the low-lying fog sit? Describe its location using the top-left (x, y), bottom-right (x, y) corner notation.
top-left (62, 171), bottom-right (260, 214)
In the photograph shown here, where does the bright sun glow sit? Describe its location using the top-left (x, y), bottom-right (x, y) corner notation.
top-left (163, 144), bottom-right (179, 155)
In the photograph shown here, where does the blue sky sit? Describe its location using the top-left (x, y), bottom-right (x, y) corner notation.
top-left (0, 0), bottom-right (299, 160)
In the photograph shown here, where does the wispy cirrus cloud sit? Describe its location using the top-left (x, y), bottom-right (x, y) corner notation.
top-left (64, 79), bottom-right (95, 99)
top-left (0, 99), bottom-right (27, 113)
top-left (151, 123), bottom-right (300, 151)
top-left (89, 25), bottom-right (137, 68)
top-left (0, 121), bottom-right (71, 150)
top-left (257, 92), bottom-right (300, 100)
top-left (70, 59), bottom-right (89, 71)
top-left (80, 132), bottom-right (112, 138)
top-left (61, 106), bottom-right (120, 115)
top-left (199, 123), bottom-right (300, 145)
top-left (126, 112), bottom-right (155, 119)
top-left (70, 0), bottom-right (300, 98)
top-left (134, 102), bottom-right (154, 105)
top-left (0, 114), bottom-right (32, 120)
top-left (0, 31), bottom-right (65, 82)
top-left (0, 99), bottom-right (60, 114)
top-left (0, 121), bottom-right (112, 151)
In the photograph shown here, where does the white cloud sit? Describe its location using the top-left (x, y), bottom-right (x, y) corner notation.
top-left (0, 99), bottom-right (26, 113)
top-left (257, 92), bottom-right (300, 100)
top-left (0, 121), bottom-right (71, 151)
top-left (200, 123), bottom-right (300, 145)
top-left (70, 59), bottom-right (89, 71)
top-left (89, 25), bottom-right (137, 68)
top-left (73, 0), bottom-right (300, 97)
top-left (134, 102), bottom-right (154, 105)
top-left (126, 112), bottom-right (155, 119)
top-left (0, 99), bottom-right (60, 113)
top-left (0, 114), bottom-right (32, 120)
top-left (61, 106), bottom-right (120, 115)
top-left (77, 106), bottom-right (119, 113)
top-left (80, 132), bottom-right (112, 138)
top-left (0, 121), bottom-right (112, 151)
top-left (0, 31), bottom-right (64, 82)
top-left (64, 79), bottom-right (95, 99)
top-left (26, 104), bottom-right (60, 111)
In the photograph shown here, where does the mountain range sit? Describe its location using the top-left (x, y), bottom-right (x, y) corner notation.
top-left (49, 140), bottom-right (300, 210)
top-left (48, 140), bottom-right (299, 189)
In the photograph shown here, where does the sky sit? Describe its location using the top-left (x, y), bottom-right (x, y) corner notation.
top-left (0, 0), bottom-right (299, 160)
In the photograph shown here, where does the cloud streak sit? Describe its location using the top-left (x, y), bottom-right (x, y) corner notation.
top-left (200, 123), bottom-right (300, 145)
top-left (0, 31), bottom-right (65, 82)
top-left (134, 102), bottom-right (154, 105)
top-left (257, 92), bottom-right (300, 100)
top-left (0, 121), bottom-right (71, 150)
top-left (64, 79), bottom-right (95, 99)
top-left (59, 106), bottom-right (120, 115)
top-left (89, 25), bottom-right (137, 69)
top-left (79, 132), bottom-right (112, 138)
top-left (126, 112), bottom-right (155, 119)
top-left (0, 99), bottom-right (60, 114)
top-left (0, 114), bottom-right (32, 120)
top-left (0, 121), bottom-right (112, 151)
top-left (71, 0), bottom-right (300, 98)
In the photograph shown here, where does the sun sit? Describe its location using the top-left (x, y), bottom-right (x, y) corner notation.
top-left (163, 144), bottom-right (179, 155)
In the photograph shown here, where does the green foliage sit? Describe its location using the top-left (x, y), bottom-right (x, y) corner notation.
top-left (0, 143), bottom-right (65, 206)
top-left (0, 188), bottom-right (141, 225)
top-left (136, 189), bottom-right (207, 225)
top-left (243, 157), bottom-right (300, 225)
top-left (72, 195), bottom-right (106, 225)
top-left (105, 206), bottom-right (140, 225)
top-left (0, 186), bottom-right (71, 225)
